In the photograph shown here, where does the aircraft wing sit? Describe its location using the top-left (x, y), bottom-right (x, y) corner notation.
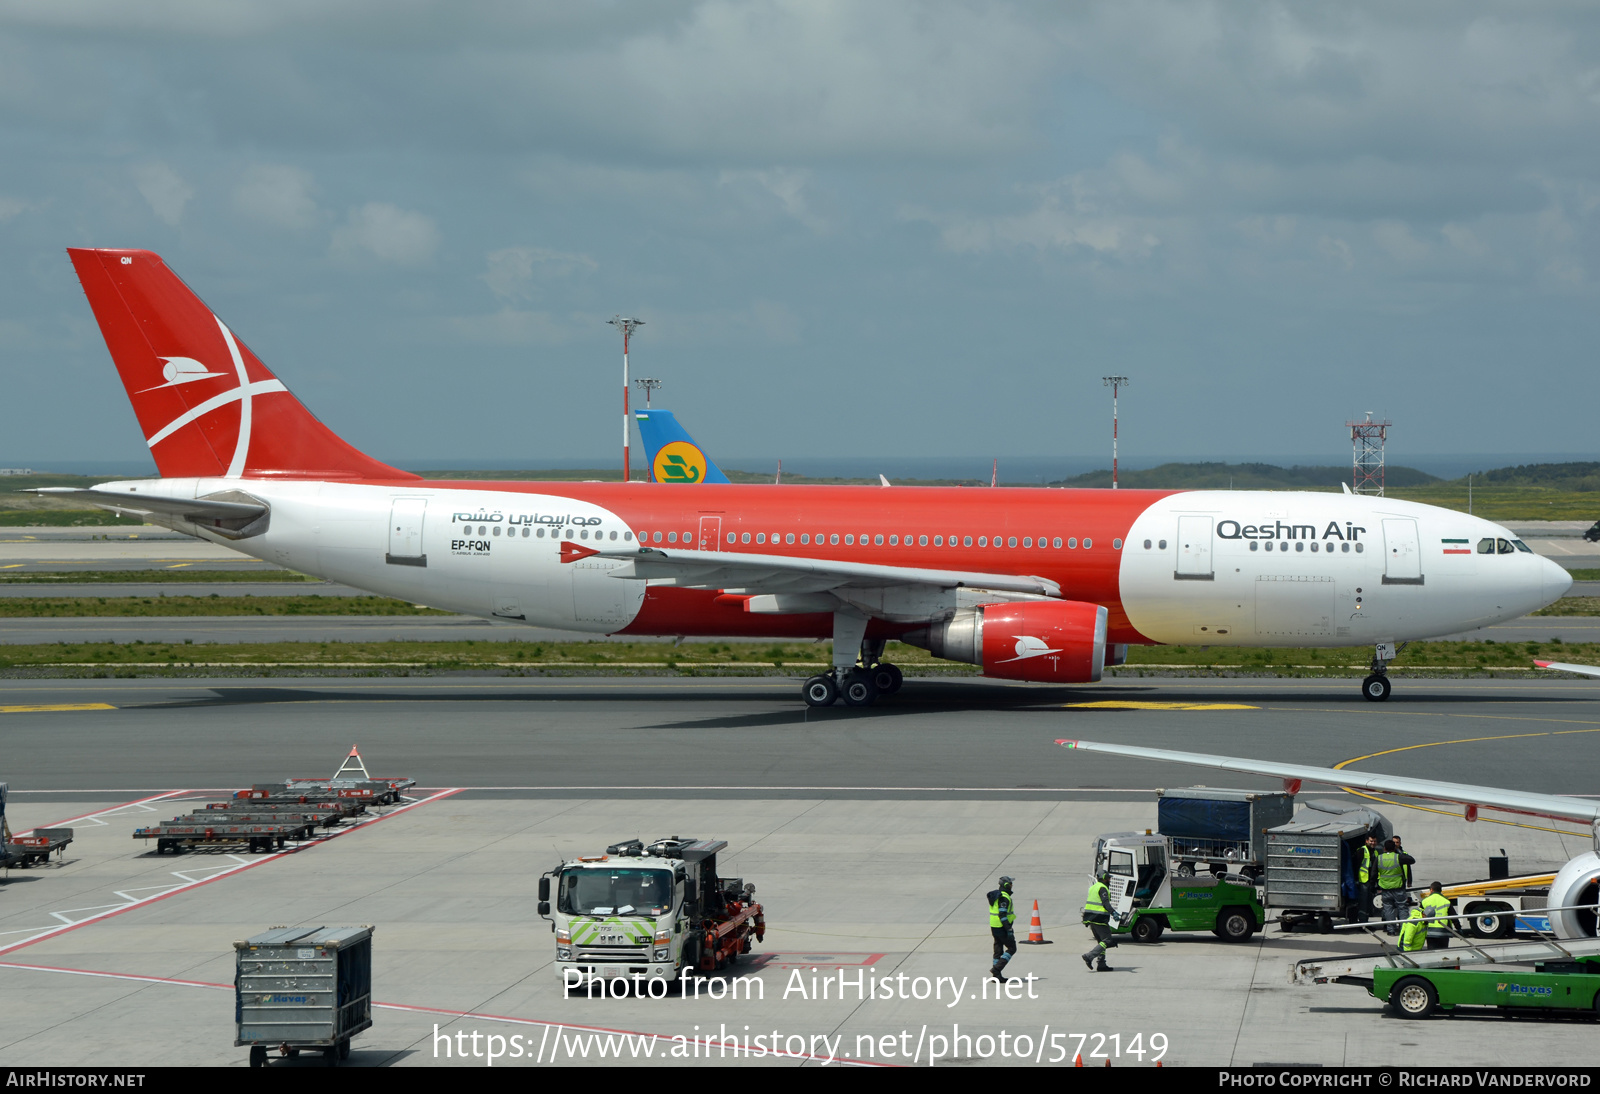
top-left (25, 487), bottom-right (267, 524)
top-left (1535, 660), bottom-right (1600, 680)
top-left (1055, 738), bottom-right (1600, 827)
top-left (583, 544), bottom-right (1060, 599)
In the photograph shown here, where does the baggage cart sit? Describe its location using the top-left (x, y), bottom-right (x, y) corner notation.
top-left (1157, 787), bottom-right (1294, 879)
top-left (235, 926), bottom-right (374, 1066)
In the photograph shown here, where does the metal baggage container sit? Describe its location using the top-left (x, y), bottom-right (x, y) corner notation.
top-left (235, 926), bottom-right (373, 1066)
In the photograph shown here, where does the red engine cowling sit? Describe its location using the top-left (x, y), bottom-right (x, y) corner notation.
top-left (903, 600), bottom-right (1108, 683)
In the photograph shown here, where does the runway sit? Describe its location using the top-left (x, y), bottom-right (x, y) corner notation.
top-left (2, 674), bottom-right (1597, 798)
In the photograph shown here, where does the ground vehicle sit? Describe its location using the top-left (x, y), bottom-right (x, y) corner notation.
top-left (235, 926), bottom-right (373, 1066)
top-left (1294, 935), bottom-right (1600, 1021)
top-left (1584, 520), bottom-right (1600, 544)
top-left (539, 837), bottom-right (765, 985)
top-left (1158, 786), bottom-right (1293, 880)
top-left (1093, 833), bottom-right (1265, 943)
top-left (1264, 801), bottom-right (1391, 930)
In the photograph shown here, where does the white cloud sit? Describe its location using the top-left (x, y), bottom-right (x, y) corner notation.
top-left (329, 202), bottom-right (439, 265)
top-left (717, 168), bottom-right (831, 231)
top-left (1371, 220), bottom-right (1429, 263)
top-left (233, 164), bottom-right (318, 229)
top-left (481, 246), bottom-right (598, 301)
top-left (1318, 235), bottom-right (1354, 270)
top-left (446, 307), bottom-right (581, 346)
top-left (132, 161), bottom-right (193, 226)
top-left (0, 195), bottom-right (26, 221)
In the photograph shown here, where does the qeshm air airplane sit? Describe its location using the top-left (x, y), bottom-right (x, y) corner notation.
top-left (41, 249), bottom-right (1571, 708)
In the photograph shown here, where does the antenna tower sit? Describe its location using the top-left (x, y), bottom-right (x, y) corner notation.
top-left (1347, 412), bottom-right (1390, 496)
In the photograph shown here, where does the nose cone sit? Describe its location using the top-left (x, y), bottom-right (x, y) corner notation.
top-left (1542, 557), bottom-right (1573, 606)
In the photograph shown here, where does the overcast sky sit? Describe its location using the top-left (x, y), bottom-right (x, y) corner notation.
top-left (2, 1), bottom-right (1597, 473)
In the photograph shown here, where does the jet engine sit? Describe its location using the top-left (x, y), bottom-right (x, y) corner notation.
top-left (903, 600), bottom-right (1108, 683)
top-left (1547, 851), bottom-right (1600, 938)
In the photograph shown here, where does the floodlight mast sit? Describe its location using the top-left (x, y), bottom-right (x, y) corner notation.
top-left (635, 377), bottom-right (662, 409)
top-left (608, 317), bottom-right (644, 482)
top-left (1102, 376), bottom-right (1130, 489)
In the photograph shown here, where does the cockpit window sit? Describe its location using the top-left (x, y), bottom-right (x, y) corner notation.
top-left (1497, 538), bottom-right (1515, 555)
top-left (1512, 540), bottom-right (1532, 553)
top-left (1477, 538), bottom-right (1496, 554)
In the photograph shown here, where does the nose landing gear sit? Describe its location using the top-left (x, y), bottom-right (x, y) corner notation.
top-left (1361, 642), bottom-right (1403, 702)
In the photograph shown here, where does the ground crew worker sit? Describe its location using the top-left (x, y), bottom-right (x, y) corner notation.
top-left (1420, 882), bottom-right (1455, 950)
top-left (1376, 838), bottom-right (1417, 935)
top-left (1081, 871), bottom-right (1118, 972)
top-left (987, 876), bottom-right (1019, 981)
top-left (1398, 897), bottom-right (1428, 953)
top-left (1356, 834), bottom-right (1380, 923)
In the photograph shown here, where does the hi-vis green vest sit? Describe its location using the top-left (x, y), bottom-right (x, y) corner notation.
top-left (1421, 892), bottom-right (1452, 932)
top-left (1084, 880), bottom-right (1110, 916)
top-left (1399, 908), bottom-right (1427, 951)
top-left (989, 892), bottom-right (1016, 929)
top-left (1377, 851), bottom-right (1406, 890)
top-left (1358, 845), bottom-right (1375, 884)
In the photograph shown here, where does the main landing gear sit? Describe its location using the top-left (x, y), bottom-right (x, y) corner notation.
top-left (801, 622), bottom-right (902, 708)
top-left (1361, 642), bottom-right (1403, 703)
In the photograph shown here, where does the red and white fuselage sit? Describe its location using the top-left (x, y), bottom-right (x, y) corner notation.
top-left (57, 248), bottom-right (1571, 701)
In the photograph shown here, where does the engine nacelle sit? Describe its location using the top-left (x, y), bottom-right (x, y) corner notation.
top-left (1548, 851), bottom-right (1600, 939)
top-left (903, 600), bottom-right (1108, 683)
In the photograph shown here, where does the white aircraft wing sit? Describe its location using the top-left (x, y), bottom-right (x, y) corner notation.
top-left (1535, 660), bottom-right (1600, 680)
top-left (1055, 738), bottom-right (1600, 827)
top-left (26, 487), bottom-right (267, 524)
top-left (584, 544), bottom-right (1061, 599)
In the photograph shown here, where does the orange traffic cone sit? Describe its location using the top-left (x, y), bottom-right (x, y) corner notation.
top-left (1020, 899), bottom-right (1052, 944)
top-left (1074, 1055), bottom-right (1082, 1067)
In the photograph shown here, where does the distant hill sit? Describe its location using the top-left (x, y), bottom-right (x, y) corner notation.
top-left (1050, 462), bottom-right (1440, 490)
top-left (1458, 462), bottom-right (1600, 491)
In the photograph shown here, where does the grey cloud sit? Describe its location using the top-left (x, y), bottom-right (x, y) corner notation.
top-left (131, 161), bottom-right (193, 225)
top-left (233, 163), bottom-right (318, 229)
top-left (482, 246), bottom-right (598, 301)
top-left (329, 203), bottom-right (440, 265)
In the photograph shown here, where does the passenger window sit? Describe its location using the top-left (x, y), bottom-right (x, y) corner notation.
top-left (667, 532), bottom-right (676, 543)
top-left (579, 529), bottom-right (587, 539)
top-left (537, 527), bottom-right (545, 538)
top-left (1477, 538), bottom-right (1496, 554)
top-left (1053, 538), bottom-right (1062, 548)
top-left (479, 526), bottom-right (487, 537)
top-left (978, 537), bottom-right (986, 547)
top-left (1084, 539), bottom-right (1092, 549)
top-left (964, 536), bottom-right (973, 547)
top-left (1007, 537), bottom-right (1017, 548)
top-left (1022, 537), bottom-right (1032, 548)
top-left (1310, 541), bottom-right (1318, 552)
top-left (1294, 542), bottom-right (1303, 552)
top-left (1158, 539), bottom-right (1166, 550)
top-left (800, 534), bottom-right (810, 545)
top-left (566, 529), bottom-right (575, 539)
top-left (786, 533), bottom-right (795, 545)
top-left (830, 534), bottom-right (839, 545)
top-left (493, 526), bottom-right (502, 537)
top-left (1249, 541), bottom-right (1258, 552)
top-left (741, 532), bottom-right (751, 544)
top-left (624, 532), bottom-right (633, 542)
top-left (874, 534), bottom-right (884, 546)
top-left (934, 536), bottom-right (943, 546)
top-left (522, 527), bottom-right (530, 538)
top-left (1069, 538), bottom-right (1078, 549)
top-left (845, 534), bottom-right (854, 545)
top-left (919, 535), bottom-right (928, 546)
top-left (1355, 543), bottom-right (1364, 553)
top-left (1340, 542), bottom-right (1348, 553)
top-left (889, 535), bottom-right (898, 545)
top-left (726, 532), bottom-right (735, 544)
top-left (1497, 539), bottom-right (1514, 554)
top-left (1143, 539), bottom-right (1151, 549)
top-left (1113, 538), bottom-right (1122, 550)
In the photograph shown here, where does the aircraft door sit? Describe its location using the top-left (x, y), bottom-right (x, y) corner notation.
top-left (386, 498), bottom-right (427, 567)
top-left (1381, 518), bottom-right (1424, 585)
top-left (698, 516), bottom-right (722, 552)
top-left (1175, 516), bottom-right (1214, 580)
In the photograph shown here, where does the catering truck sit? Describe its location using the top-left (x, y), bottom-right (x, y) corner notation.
top-left (539, 836), bottom-right (765, 985)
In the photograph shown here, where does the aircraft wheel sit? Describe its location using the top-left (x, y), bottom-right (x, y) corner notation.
top-left (1361, 674), bottom-right (1392, 702)
top-left (802, 675), bottom-right (838, 707)
top-left (871, 663), bottom-right (903, 694)
top-left (1391, 976), bottom-right (1438, 1019)
top-left (1467, 903), bottom-right (1515, 939)
top-left (841, 671), bottom-right (878, 707)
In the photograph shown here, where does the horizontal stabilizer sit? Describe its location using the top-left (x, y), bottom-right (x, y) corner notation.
top-left (27, 487), bottom-right (268, 537)
top-left (1534, 660), bottom-right (1600, 679)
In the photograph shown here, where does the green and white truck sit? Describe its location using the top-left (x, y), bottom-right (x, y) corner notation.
top-left (538, 836), bottom-right (765, 986)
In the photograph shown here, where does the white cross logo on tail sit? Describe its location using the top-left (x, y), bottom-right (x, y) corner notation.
top-left (143, 316), bottom-right (285, 478)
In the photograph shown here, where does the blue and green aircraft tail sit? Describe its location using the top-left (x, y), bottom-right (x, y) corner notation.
top-left (634, 409), bottom-right (731, 484)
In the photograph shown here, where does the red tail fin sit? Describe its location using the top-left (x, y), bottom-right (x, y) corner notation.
top-left (67, 248), bottom-right (416, 481)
